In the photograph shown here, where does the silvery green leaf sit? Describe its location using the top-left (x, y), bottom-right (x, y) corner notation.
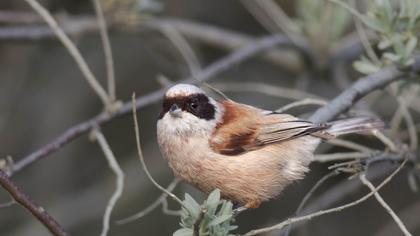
top-left (403, 57), bottom-right (415, 66)
top-left (184, 193), bottom-right (201, 218)
top-left (353, 60), bottom-right (380, 74)
top-left (405, 36), bottom-right (418, 55)
top-left (228, 225), bottom-right (238, 230)
top-left (208, 215), bottom-right (232, 227)
top-left (378, 38), bottom-right (392, 49)
top-left (383, 52), bottom-right (402, 62)
top-left (206, 189), bottom-right (221, 209)
top-left (360, 15), bottom-right (385, 33)
top-left (173, 228), bottom-right (193, 236)
top-left (219, 201), bottom-right (233, 216)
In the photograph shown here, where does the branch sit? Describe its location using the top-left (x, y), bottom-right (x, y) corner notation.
top-left (241, 159), bottom-right (407, 236)
top-left (309, 58), bottom-right (420, 123)
top-left (0, 170), bottom-right (70, 236)
top-left (23, 0), bottom-right (111, 108)
top-left (360, 174), bottom-right (412, 236)
top-left (92, 129), bottom-right (124, 236)
top-left (93, 0), bottom-right (117, 102)
top-left (10, 33), bottom-right (292, 175)
top-left (116, 178), bottom-right (181, 225)
top-left (0, 11), bottom-right (305, 72)
top-left (131, 94), bottom-right (184, 207)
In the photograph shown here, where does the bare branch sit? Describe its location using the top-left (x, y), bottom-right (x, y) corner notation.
top-left (241, 159), bottom-right (407, 236)
top-left (0, 199), bottom-right (15, 208)
top-left (276, 99), bottom-right (327, 113)
top-left (325, 138), bottom-right (375, 153)
top-left (23, 0), bottom-right (110, 107)
top-left (360, 174), bottom-right (412, 236)
top-left (314, 152), bottom-right (374, 162)
top-left (309, 59), bottom-right (420, 123)
top-left (10, 33), bottom-right (292, 175)
top-left (93, 0), bottom-right (117, 102)
top-left (92, 129), bottom-right (124, 236)
top-left (213, 82), bottom-right (323, 101)
top-left (158, 23), bottom-right (202, 76)
top-left (116, 178), bottom-right (181, 225)
top-left (284, 171), bottom-right (340, 236)
top-left (0, 12), bottom-right (304, 72)
top-left (0, 170), bottom-right (70, 236)
top-left (131, 94), bottom-right (184, 207)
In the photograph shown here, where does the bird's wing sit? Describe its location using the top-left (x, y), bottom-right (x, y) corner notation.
top-left (210, 101), bottom-right (329, 155)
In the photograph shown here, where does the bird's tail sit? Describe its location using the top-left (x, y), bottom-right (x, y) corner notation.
top-left (313, 117), bottom-right (384, 139)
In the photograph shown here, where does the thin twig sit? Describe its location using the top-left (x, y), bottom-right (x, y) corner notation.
top-left (275, 98), bottom-right (327, 113)
top-left (11, 33), bottom-right (293, 175)
top-left (213, 82), bottom-right (323, 101)
top-left (373, 131), bottom-right (399, 152)
top-left (92, 129), bottom-right (124, 236)
top-left (241, 159), bottom-right (407, 236)
top-left (24, 0), bottom-right (110, 107)
top-left (0, 170), bottom-right (70, 236)
top-left (350, 0), bottom-right (381, 65)
top-left (131, 94), bottom-right (184, 206)
top-left (159, 23), bottom-right (202, 76)
top-left (284, 171), bottom-right (340, 236)
top-left (0, 199), bottom-right (15, 208)
top-left (325, 138), bottom-right (375, 153)
top-left (116, 178), bottom-right (181, 225)
top-left (395, 97), bottom-right (418, 151)
top-left (93, 0), bottom-right (116, 102)
top-left (309, 59), bottom-right (420, 123)
top-left (161, 198), bottom-right (182, 216)
top-left (243, 0), bottom-right (302, 45)
top-left (360, 174), bottom-right (412, 236)
top-left (145, 18), bottom-right (304, 72)
top-left (0, 13), bottom-right (304, 72)
top-left (374, 200), bottom-right (420, 236)
top-left (313, 152), bottom-right (374, 162)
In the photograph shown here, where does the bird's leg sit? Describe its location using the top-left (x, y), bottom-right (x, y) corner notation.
top-left (232, 204), bottom-right (248, 216)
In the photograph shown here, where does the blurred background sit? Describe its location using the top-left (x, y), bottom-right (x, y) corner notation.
top-left (0, 0), bottom-right (419, 235)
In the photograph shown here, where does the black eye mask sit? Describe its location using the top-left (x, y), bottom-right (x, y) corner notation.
top-left (159, 93), bottom-right (216, 120)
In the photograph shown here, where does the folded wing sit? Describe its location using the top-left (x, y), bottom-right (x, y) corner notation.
top-left (210, 101), bottom-right (329, 155)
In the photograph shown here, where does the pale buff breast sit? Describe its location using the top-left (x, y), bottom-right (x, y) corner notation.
top-left (157, 122), bottom-right (320, 207)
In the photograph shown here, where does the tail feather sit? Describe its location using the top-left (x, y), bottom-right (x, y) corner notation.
top-left (320, 117), bottom-right (384, 138)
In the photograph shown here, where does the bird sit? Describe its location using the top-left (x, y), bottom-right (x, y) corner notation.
top-left (156, 84), bottom-right (383, 209)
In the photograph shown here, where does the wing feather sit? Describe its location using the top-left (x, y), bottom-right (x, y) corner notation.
top-left (210, 101), bottom-right (329, 155)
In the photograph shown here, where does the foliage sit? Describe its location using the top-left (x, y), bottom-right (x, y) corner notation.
top-left (351, 0), bottom-right (420, 74)
top-left (297, 0), bottom-right (352, 45)
top-left (173, 189), bottom-right (237, 236)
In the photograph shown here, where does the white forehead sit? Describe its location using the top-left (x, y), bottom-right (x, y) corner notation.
top-left (165, 84), bottom-right (205, 97)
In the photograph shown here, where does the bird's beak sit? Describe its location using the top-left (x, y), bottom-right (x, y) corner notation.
top-left (169, 104), bottom-right (182, 118)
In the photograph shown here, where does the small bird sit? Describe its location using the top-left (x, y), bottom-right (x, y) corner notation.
top-left (157, 84), bottom-right (383, 209)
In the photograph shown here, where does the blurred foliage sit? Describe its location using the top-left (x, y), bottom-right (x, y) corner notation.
top-left (174, 189), bottom-right (237, 236)
top-left (101, 0), bottom-right (163, 25)
top-left (349, 0), bottom-right (420, 74)
top-left (296, 0), bottom-right (352, 47)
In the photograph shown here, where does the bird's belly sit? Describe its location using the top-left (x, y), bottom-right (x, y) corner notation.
top-left (160, 134), bottom-right (318, 207)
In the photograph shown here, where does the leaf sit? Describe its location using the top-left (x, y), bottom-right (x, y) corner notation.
top-left (219, 201), bottom-right (233, 216)
top-left (405, 35), bottom-right (418, 56)
top-left (208, 215), bottom-right (232, 227)
top-left (383, 52), bottom-right (402, 62)
top-left (378, 37), bottom-right (392, 49)
top-left (360, 15), bottom-right (386, 33)
top-left (183, 193), bottom-right (201, 219)
top-left (206, 189), bottom-right (221, 209)
top-left (353, 60), bottom-right (380, 74)
top-left (173, 228), bottom-right (193, 236)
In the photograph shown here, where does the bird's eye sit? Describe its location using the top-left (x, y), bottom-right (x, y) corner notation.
top-left (189, 102), bottom-right (198, 110)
